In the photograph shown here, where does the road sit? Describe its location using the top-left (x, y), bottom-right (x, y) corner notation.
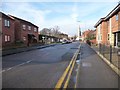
top-left (2, 42), bottom-right (80, 88)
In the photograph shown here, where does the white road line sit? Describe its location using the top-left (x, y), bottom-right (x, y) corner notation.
top-left (1, 60), bottom-right (32, 73)
top-left (6, 67), bottom-right (13, 71)
top-left (0, 70), bottom-right (5, 73)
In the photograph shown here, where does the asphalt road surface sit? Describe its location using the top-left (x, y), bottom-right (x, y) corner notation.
top-left (2, 42), bottom-right (80, 88)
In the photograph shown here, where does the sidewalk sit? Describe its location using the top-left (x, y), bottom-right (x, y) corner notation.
top-left (76, 43), bottom-right (119, 88)
top-left (1, 43), bottom-right (59, 56)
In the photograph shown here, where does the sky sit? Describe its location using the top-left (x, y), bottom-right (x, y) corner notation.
top-left (0, 0), bottom-right (119, 36)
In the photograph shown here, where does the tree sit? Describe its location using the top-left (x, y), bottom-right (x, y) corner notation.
top-left (40, 26), bottom-right (61, 38)
top-left (40, 28), bottom-right (51, 36)
top-left (50, 26), bottom-right (61, 37)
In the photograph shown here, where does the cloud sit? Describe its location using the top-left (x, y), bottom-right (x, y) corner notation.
top-left (1, 2), bottom-right (119, 36)
top-left (2, 2), bottom-right (52, 30)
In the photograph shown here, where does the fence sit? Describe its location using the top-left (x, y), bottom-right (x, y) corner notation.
top-left (98, 44), bottom-right (120, 69)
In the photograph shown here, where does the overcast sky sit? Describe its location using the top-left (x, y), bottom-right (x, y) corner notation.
top-left (1, 0), bottom-right (119, 36)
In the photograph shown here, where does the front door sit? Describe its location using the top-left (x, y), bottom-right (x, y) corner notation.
top-left (117, 32), bottom-right (120, 47)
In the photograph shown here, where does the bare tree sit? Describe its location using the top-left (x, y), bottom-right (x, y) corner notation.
top-left (52, 26), bottom-right (61, 37)
top-left (40, 26), bottom-right (61, 38)
top-left (40, 28), bottom-right (51, 36)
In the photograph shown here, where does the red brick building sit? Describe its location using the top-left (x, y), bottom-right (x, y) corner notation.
top-left (10, 15), bottom-right (39, 46)
top-left (1, 12), bottom-right (15, 47)
top-left (95, 3), bottom-right (120, 47)
top-left (94, 18), bottom-right (108, 45)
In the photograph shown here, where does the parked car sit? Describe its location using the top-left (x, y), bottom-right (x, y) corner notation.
top-left (62, 40), bottom-right (71, 44)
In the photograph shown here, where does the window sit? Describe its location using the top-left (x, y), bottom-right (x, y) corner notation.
top-left (5, 35), bottom-right (10, 42)
top-left (116, 14), bottom-right (118, 21)
top-left (8, 35), bottom-right (10, 41)
top-left (28, 26), bottom-right (31, 30)
top-left (101, 34), bottom-right (102, 40)
top-left (107, 20), bottom-right (109, 26)
top-left (8, 21), bottom-right (10, 27)
top-left (34, 27), bottom-right (37, 32)
top-left (108, 34), bottom-right (110, 40)
top-left (5, 35), bottom-right (8, 42)
top-left (23, 36), bottom-right (26, 41)
top-left (4, 19), bottom-right (10, 27)
top-left (22, 25), bottom-right (26, 30)
top-left (4, 20), bottom-right (7, 26)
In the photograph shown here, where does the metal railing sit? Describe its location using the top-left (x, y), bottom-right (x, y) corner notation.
top-left (98, 44), bottom-right (120, 69)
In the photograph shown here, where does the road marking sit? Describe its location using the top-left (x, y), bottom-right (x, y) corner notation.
top-left (55, 52), bottom-right (76, 88)
top-left (1, 60), bottom-right (32, 73)
top-left (74, 56), bottom-right (81, 88)
top-left (55, 44), bottom-right (81, 89)
top-left (63, 52), bottom-right (78, 88)
top-left (6, 67), bottom-right (13, 71)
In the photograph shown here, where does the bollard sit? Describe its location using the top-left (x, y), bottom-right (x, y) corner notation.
top-left (110, 45), bottom-right (112, 63)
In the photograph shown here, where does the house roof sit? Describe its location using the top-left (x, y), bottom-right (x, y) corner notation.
top-left (0, 12), bottom-right (15, 20)
top-left (105, 3), bottom-right (120, 20)
top-left (94, 3), bottom-right (120, 28)
top-left (9, 15), bottom-right (38, 28)
top-left (94, 18), bottom-right (105, 28)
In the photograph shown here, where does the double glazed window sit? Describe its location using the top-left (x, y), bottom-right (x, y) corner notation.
top-left (34, 27), bottom-right (37, 32)
top-left (28, 26), bottom-right (31, 30)
top-left (116, 14), bottom-right (118, 21)
top-left (22, 25), bottom-right (26, 30)
top-left (4, 19), bottom-right (10, 27)
top-left (5, 35), bottom-right (10, 42)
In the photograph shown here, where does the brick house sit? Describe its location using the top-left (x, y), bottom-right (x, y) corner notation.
top-left (94, 3), bottom-right (120, 47)
top-left (94, 18), bottom-right (108, 45)
top-left (9, 15), bottom-right (39, 46)
top-left (81, 30), bottom-right (93, 41)
top-left (0, 12), bottom-right (15, 48)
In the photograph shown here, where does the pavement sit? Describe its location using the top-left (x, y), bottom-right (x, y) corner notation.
top-left (2, 42), bottom-right (80, 88)
top-left (76, 43), bottom-right (119, 88)
top-left (2, 43), bottom-right (60, 56)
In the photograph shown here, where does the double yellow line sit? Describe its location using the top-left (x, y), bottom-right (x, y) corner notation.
top-left (55, 45), bottom-right (81, 89)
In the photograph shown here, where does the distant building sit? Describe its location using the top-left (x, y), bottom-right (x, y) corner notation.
top-left (81, 29), bottom-right (94, 41)
top-left (59, 33), bottom-right (68, 40)
top-left (94, 3), bottom-right (120, 47)
top-left (10, 15), bottom-right (39, 46)
top-left (1, 12), bottom-right (15, 47)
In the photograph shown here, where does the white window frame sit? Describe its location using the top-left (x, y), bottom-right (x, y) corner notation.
top-left (28, 26), bottom-right (31, 30)
top-left (4, 19), bottom-right (10, 27)
top-left (5, 35), bottom-right (8, 42)
top-left (7, 20), bottom-right (10, 27)
top-left (22, 25), bottom-right (26, 30)
top-left (116, 14), bottom-right (118, 21)
top-left (4, 20), bottom-right (8, 26)
top-left (34, 27), bottom-right (37, 32)
top-left (7, 35), bottom-right (10, 41)
top-left (23, 36), bottom-right (26, 41)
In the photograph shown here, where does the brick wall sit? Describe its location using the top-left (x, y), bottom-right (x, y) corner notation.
top-left (14, 20), bottom-right (38, 45)
top-left (2, 14), bottom-right (15, 47)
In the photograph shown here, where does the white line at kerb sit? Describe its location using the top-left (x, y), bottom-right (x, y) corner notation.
top-left (1, 60), bottom-right (32, 73)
